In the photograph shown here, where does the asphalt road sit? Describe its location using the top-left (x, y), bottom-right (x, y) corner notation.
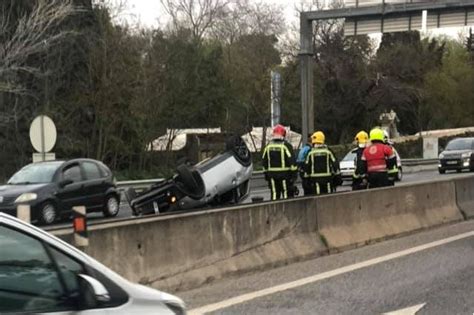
top-left (46, 169), bottom-right (473, 230)
top-left (182, 220), bottom-right (474, 315)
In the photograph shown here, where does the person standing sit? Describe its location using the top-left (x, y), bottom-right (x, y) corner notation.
top-left (297, 134), bottom-right (312, 196)
top-left (304, 131), bottom-right (339, 195)
top-left (262, 124), bottom-right (297, 200)
top-left (352, 130), bottom-right (369, 191)
top-left (383, 130), bottom-right (399, 184)
top-left (362, 128), bottom-right (397, 188)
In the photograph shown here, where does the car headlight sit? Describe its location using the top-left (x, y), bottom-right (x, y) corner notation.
top-left (439, 153), bottom-right (445, 159)
top-left (15, 193), bottom-right (37, 203)
top-left (461, 152), bottom-right (471, 158)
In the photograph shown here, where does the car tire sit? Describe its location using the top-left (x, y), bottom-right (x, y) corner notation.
top-left (103, 194), bottom-right (120, 217)
top-left (439, 168), bottom-right (446, 174)
top-left (39, 202), bottom-right (57, 225)
top-left (176, 164), bottom-right (199, 192)
top-left (457, 169), bottom-right (462, 173)
top-left (226, 136), bottom-right (252, 167)
top-left (396, 168), bottom-right (403, 181)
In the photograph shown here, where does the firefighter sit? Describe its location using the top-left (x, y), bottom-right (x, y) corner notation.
top-left (297, 134), bottom-right (312, 196)
top-left (262, 124), bottom-right (297, 200)
top-left (304, 131), bottom-right (339, 195)
top-left (352, 130), bottom-right (369, 191)
top-left (361, 128), bottom-right (397, 188)
top-left (384, 130), bottom-right (399, 185)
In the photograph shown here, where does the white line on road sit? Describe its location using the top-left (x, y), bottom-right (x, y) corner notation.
top-left (189, 230), bottom-right (474, 315)
top-left (384, 303), bottom-right (426, 315)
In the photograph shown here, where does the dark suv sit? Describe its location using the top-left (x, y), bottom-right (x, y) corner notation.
top-left (438, 138), bottom-right (474, 174)
top-left (0, 159), bottom-right (119, 224)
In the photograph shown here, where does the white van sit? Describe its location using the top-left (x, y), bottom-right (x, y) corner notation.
top-left (0, 212), bottom-right (186, 314)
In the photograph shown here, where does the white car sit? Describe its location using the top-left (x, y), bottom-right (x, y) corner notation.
top-left (128, 136), bottom-right (253, 215)
top-left (339, 147), bottom-right (403, 182)
top-left (0, 212), bottom-right (186, 314)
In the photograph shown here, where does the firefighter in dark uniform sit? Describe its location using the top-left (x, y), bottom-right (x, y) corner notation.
top-left (352, 130), bottom-right (369, 191)
top-left (262, 124), bottom-right (297, 200)
top-left (362, 128), bottom-right (397, 188)
top-left (304, 131), bottom-right (340, 195)
top-left (297, 134), bottom-right (313, 196)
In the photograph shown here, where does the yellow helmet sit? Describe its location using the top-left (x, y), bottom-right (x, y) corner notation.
top-left (311, 131), bottom-right (325, 144)
top-left (354, 131), bottom-right (369, 144)
top-left (369, 128), bottom-right (384, 142)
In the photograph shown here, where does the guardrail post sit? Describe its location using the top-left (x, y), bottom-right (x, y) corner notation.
top-left (16, 204), bottom-right (31, 223)
top-left (73, 206), bottom-right (88, 248)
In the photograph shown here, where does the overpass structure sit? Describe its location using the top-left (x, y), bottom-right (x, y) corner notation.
top-left (299, 0), bottom-right (474, 142)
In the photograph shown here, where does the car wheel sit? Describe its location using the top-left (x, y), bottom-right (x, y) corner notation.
top-left (103, 195), bottom-right (120, 217)
top-left (396, 168), bottom-right (403, 181)
top-left (439, 168), bottom-right (446, 174)
top-left (39, 202), bottom-right (57, 225)
top-left (226, 136), bottom-right (252, 166)
top-left (457, 169), bottom-right (462, 173)
top-left (176, 164), bottom-right (200, 192)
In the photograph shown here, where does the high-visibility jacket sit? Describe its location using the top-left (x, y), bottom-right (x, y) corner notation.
top-left (352, 147), bottom-right (366, 179)
top-left (304, 145), bottom-right (339, 178)
top-left (361, 142), bottom-right (396, 173)
top-left (262, 139), bottom-right (297, 176)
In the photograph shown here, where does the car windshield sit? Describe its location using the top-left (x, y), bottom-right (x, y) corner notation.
top-left (446, 139), bottom-right (473, 151)
top-left (342, 152), bottom-right (356, 162)
top-left (8, 162), bottom-right (63, 185)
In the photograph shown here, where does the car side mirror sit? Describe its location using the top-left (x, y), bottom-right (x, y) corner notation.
top-left (77, 274), bottom-right (111, 307)
top-left (59, 179), bottom-right (73, 188)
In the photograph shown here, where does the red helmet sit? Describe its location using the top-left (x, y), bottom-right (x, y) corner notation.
top-left (272, 124), bottom-right (286, 138)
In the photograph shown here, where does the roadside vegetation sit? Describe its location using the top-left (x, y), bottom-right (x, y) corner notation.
top-left (1, 0), bottom-right (473, 180)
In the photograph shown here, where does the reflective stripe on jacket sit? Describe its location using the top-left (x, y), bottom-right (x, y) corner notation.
top-left (304, 145), bottom-right (338, 178)
top-left (262, 140), bottom-right (297, 173)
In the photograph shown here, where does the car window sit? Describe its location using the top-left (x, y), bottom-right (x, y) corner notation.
top-left (62, 164), bottom-right (82, 183)
top-left (82, 162), bottom-right (102, 180)
top-left (342, 152), bottom-right (356, 162)
top-left (49, 246), bottom-right (85, 296)
top-left (0, 226), bottom-right (73, 313)
top-left (8, 162), bottom-right (62, 185)
top-left (446, 139), bottom-right (471, 151)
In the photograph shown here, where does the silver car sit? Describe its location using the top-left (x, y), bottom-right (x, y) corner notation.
top-left (128, 136), bottom-right (253, 215)
top-left (0, 212), bottom-right (186, 314)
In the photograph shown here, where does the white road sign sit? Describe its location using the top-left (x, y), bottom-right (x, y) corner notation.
top-left (29, 115), bottom-right (57, 153)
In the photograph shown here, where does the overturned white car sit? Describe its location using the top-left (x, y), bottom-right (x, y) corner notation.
top-left (125, 136), bottom-right (253, 215)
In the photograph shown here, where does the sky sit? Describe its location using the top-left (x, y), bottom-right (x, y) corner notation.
top-left (118, 0), bottom-right (300, 28)
top-left (114, 0), bottom-right (467, 40)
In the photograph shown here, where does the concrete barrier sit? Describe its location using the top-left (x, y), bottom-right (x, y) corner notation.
top-left (454, 176), bottom-right (474, 219)
top-left (52, 177), bottom-right (471, 293)
top-left (317, 180), bottom-right (463, 250)
top-left (54, 198), bottom-right (326, 292)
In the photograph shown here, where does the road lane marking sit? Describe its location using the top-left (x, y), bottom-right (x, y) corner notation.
top-left (189, 230), bottom-right (474, 314)
top-left (384, 303), bottom-right (426, 315)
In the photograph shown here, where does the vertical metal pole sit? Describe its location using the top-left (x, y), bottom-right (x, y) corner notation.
top-left (300, 14), bottom-right (314, 144)
top-left (271, 71), bottom-right (282, 127)
top-left (40, 115), bottom-right (45, 161)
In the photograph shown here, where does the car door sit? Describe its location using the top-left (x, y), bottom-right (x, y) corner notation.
top-left (80, 161), bottom-right (107, 211)
top-left (0, 224), bottom-right (107, 314)
top-left (56, 163), bottom-right (88, 212)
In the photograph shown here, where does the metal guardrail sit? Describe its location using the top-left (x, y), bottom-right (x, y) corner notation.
top-left (115, 158), bottom-right (439, 192)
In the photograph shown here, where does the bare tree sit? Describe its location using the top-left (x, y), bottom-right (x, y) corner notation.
top-left (160, 0), bottom-right (230, 40)
top-left (0, 0), bottom-right (79, 95)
